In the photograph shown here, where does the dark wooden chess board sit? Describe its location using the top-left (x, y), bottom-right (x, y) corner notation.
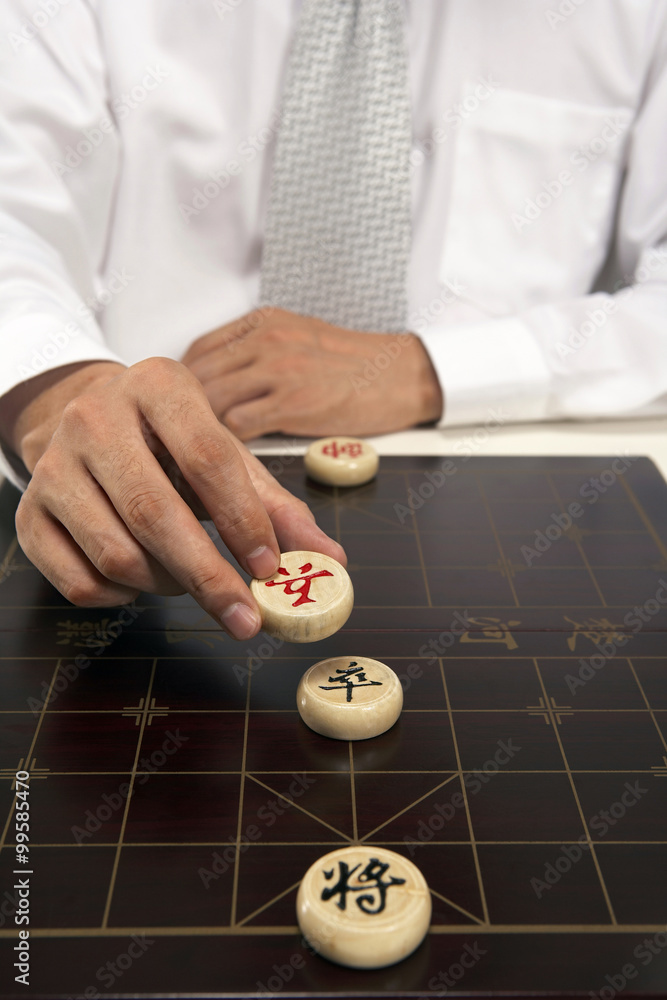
top-left (0, 455), bottom-right (666, 999)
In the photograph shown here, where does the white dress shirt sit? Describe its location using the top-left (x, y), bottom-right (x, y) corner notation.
top-left (1, 0), bottom-right (666, 488)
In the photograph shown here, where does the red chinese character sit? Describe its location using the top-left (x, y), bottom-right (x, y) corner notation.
top-left (265, 562), bottom-right (334, 607)
top-left (322, 441), bottom-right (363, 460)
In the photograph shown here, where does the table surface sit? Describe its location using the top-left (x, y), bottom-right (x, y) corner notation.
top-left (248, 417), bottom-right (667, 480)
top-left (0, 453), bottom-right (666, 998)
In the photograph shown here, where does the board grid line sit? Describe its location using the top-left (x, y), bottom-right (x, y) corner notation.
top-left (439, 658), bottom-right (489, 924)
top-left (621, 474), bottom-right (667, 562)
top-left (546, 471), bottom-right (607, 606)
top-left (100, 657), bottom-right (158, 928)
top-left (229, 661), bottom-right (252, 926)
top-left (348, 741), bottom-right (358, 843)
top-left (627, 657), bottom-right (667, 755)
top-left (2, 457), bottom-right (667, 987)
top-left (532, 658), bottom-right (617, 925)
top-left (403, 470), bottom-right (433, 607)
top-left (2, 923), bottom-right (667, 939)
top-left (246, 774), bottom-right (352, 843)
top-left (0, 658), bottom-right (60, 855)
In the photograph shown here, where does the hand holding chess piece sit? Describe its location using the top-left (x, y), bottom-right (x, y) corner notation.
top-left (250, 550), bottom-right (353, 643)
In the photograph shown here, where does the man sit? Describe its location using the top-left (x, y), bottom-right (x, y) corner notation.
top-left (0, 0), bottom-right (665, 634)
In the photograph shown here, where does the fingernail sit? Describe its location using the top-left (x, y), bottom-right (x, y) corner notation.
top-left (221, 602), bottom-right (261, 640)
top-left (246, 544), bottom-right (279, 580)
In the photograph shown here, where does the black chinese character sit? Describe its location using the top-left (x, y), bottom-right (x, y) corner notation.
top-left (318, 661), bottom-right (383, 702)
top-left (321, 858), bottom-right (406, 914)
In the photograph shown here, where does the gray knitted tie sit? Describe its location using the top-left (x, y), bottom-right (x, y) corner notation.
top-left (260, 0), bottom-right (412, 333)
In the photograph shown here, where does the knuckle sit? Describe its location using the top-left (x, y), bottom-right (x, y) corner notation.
top-left (127, 356), bottom-right (187, 393)
top-left (269, 491), bottom-right (315, 525)
top-left (183, 435), bottom-right (231, 480)
top-left (95, 542), bottom-right (139, 584)
top-left (263, 324), bottom-right (292, 346)
top-left (287, 494), bottom-right (315, 522)
top-left (187, 564), bottom-right (222, 604)
top-left (61, 576), bottom-right (106, 607)
top-left (60, 393), bottom-right (97, 431)
top-left (222, 411), bottom-right (244, 436)
top-left (15, 493), bottom-right (48, 551)
top-left (29, 449), bottom-right (60, 488)
top-left (217, 496), bottom-right (260, 534)
top-left (122, 488), bottom-right (171, 537)
top-left (15, 495), bottom-right (32, 538)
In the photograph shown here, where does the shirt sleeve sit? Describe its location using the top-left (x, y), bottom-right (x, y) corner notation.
top-left (0, 0), bottom-right (125, 489)
top-left (418, 11), bottom-right (667, 430)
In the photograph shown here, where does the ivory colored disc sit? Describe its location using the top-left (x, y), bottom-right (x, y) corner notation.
top-left (304, 437), bottom-right (379, 487)
top-left (250, 550), bottom-right (353, 643)
top-left (297, 657), bottom-right (403, 740)
top-left (297, 846), bottom-right (431, 969)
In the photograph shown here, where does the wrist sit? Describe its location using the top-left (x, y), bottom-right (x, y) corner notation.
top-left (5, 361), bottom-right (126, 473)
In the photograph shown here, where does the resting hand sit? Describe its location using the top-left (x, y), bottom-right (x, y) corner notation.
top-left (181, 308), bottom-right (443, 440)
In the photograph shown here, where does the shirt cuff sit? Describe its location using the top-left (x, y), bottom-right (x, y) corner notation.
top-left (417, 317), bottom-right (552, 428)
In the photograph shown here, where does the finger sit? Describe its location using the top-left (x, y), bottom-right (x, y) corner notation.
top-left (16, 501), bottom-right (140, 608)
top-left (137, 377), bottom-right (281, 578)
top-left (180, 326), bottom-right (239, 368)
top-left (269, 495), bottom-right (348, 565)
top-left (185, 337), bottom-right (258, 384)
top-left (86, 439), bottom-right (264, 636)
top-left (181, 310), bottom-right (269, 367)
top-left (233, 445), bottom-right (348, 567)
top-left (200, 372), bottom-right (273, 413)
top-left (75, 382), bottom-right (279, 636)
top-left (44, 467), bottom-right (185, 596)
top-left (54, 366), bottom-right (278, 638)
top-left (222, 391), bottom-right (290, 440)
top-left (89, 432), bottom-right (266, 639)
